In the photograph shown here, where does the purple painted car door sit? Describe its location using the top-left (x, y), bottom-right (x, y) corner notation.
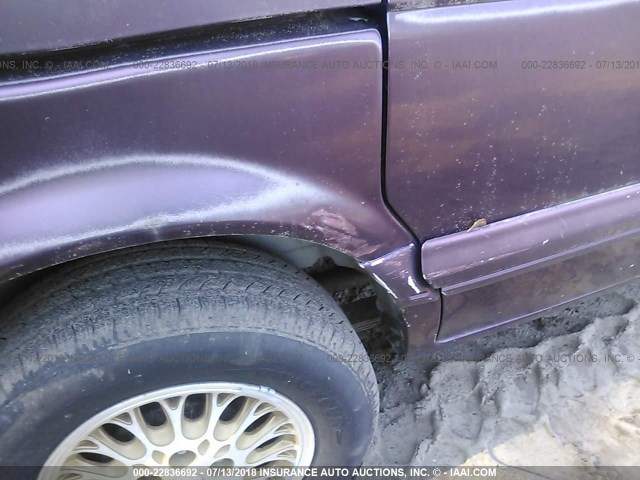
top-left (385, 0), bottom-right (640, 341)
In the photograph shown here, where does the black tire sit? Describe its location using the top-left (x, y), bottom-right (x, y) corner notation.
top-left (0, 241), bottom-right (378, 470)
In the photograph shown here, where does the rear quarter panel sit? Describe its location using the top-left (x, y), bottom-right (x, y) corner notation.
top-left (0, 23), bottom-right (414, 283)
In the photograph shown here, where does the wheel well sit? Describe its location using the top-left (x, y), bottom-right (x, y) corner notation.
top-left (0, 235), bottom-right (406, 353)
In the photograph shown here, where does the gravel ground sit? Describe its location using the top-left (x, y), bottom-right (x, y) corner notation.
top-left (364, 282), bottom-right (640, 477)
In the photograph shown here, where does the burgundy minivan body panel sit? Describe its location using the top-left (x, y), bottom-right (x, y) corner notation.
top-left (0, 0), bottom-right (380, 55)
top-left (385, 0), bottom-right (640, 343)
top-left (425, 183), bottom-right (640, 341)
top-left (0, 17), bottom-right (442, 355)
top-left (0, 27), bottom-right (414, 281)
top-left (424, 183), bottom-right (640, 292)
top-left (386, 0), bottom-right (640, 241)
top-left (3, 0), bottom-right (640, 354)
top-left (439, 230), bottom-right (640, 342)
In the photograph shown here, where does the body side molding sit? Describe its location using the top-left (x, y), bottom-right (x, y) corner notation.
top-left (422, 183), bottom-right (640, 342)
top-left (423, 182), bottom-right (640, 293)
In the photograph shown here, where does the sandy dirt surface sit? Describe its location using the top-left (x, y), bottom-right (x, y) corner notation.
top-left (364, 283), bottom-right (640, 477)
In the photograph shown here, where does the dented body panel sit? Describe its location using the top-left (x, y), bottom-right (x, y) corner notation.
top-left (2, 1), bottom-right (640, 354)
top-left (0, 28), bottom-right (412, 280)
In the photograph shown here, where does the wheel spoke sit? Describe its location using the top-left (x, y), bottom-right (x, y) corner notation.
top-left (236, 413), bottom-right (292, 450)
top-left (205, 393), bottom-right (245, 439)
top-left (183, 393), bottom-right (213, 440)
top-left (213, 396), bottom-right (260, 442)
top-left (158, 396), bottom-right (188, 440)
top-left (74, 431), bottom-right (139, 465)
top-left (108, 410), bottom-right (159, 450)
top-left (246, 437), bottom-right (298, 465)
top-left (236, 402), bottom-right (279, 437)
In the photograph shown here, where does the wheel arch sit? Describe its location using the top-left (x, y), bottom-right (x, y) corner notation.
top-left (0, 152), bottom-right (413, 277)
top-left (0, 231), bottom-right (410, 353)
